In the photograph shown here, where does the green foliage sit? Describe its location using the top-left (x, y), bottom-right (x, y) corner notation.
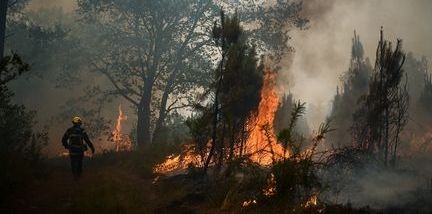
top-left (0, 53), bottom-right (29, 84)
top-left (277, 101), bottom-right (306, 156)
top-left (0, 54), bottom-right (46, 204)
top-left (220, 1), bottom-right (308, 63)
top-left (186, 111), bottom-right (212, 162)
top-left (77, 0), bottom-right (217, 145)
top-left (274, 93), bottom-right (309, 136)
top-left (222, 44), bottom-right (262, 119)
top-left (6, 8), bottom-right (77, 80)
top-left (272, 158), bottom-right (319, 201)
top-left (200, 10), bottom-right (265, 173)
top-left (270, 102), bottom-right (331, 207)
top-left (155, 112), bottom-right (191, 145)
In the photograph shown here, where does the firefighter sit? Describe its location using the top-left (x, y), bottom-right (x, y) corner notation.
top-left (62, 116), bottom-right (95, 180)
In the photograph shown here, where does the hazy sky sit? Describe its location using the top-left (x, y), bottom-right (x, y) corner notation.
top-left (25, 0), bottom-right (432, 130)
top-left (287, 0), bottom-right (432, 129)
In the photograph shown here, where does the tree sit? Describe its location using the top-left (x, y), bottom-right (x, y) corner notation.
top-left (76, 0), bottom-right (307, 147)
top-left (0, 0), bottom-right (7, 59)
top-left (419, 71), bottom-right (432, 118)
top-left (77, 0), bottom-right (217, 146)
top-left (222, 1), bottom-right (308, 63)
top-left (274, 93), bottom-right (309, 136)
top-left (328, 31), bottom-right (372, 147)
top-left (1, 0), bottom-right (31, 59)
top-left (200, 11), bottom-right (263, 174)
top-left (4, 4), bottom-right (81, 84)
top-left (403, 54), bottom-right (430, 129)
top-left (0, 54), bottom-right (47, 202)
top-left (273, 101), bottom-right (331, 204)
top-left (352, 28), bottom-right (408, 166)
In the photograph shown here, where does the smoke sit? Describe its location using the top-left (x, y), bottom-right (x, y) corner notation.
top-left (287, 1), bottom-right (432, 210)
top-left (8, 0), bottom-right (127, 156)
top-left (285, 0), bottom-right (432, 130)
top-left (27, 0), bottom-right (76, 12)
top-left (322, 155), bottom-right (432, 211)
top-left (13, 0), bottom-right (432, 154)
top-left (321, 167), bottom-right (432, 213)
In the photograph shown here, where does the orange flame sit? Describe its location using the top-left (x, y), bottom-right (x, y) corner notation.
top-left (153, 144), bottom-right (203, 174)
top-left (242, 199), bottom-right (257, 207)
top-left (154, 68), bottom-right (286, 174)
top-left (263, 173), bottom-right (277, 197)
top-left (112, 104), bottom-right (132, 151)
top-left (244, 68), bottom-right (286, 165)
top-left (304, 193), bottom-right (318, 207)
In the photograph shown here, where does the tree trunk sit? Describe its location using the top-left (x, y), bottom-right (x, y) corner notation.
top-left (153, 53), bottom-right (185, 143)
top-left (137, 80), bottom-right (154, 147)
top-left (0, 0), bottom-right (8, 59)
top-left (152, 98), bottom-right (167, 143)
top-left (153, 73), bottom-right (175, 143)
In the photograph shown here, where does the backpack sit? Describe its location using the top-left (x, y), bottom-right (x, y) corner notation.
top-left (68, 127), bottom-right (88, 152)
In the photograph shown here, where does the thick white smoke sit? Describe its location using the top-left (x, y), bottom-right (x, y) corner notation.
top-left (285, 0), bottom-right (432, 130)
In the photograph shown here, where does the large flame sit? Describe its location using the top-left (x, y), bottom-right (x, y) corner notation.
top-left (243, 68), bottom-right (286, 165)
top-left (154, 68), bottom-right (285, 173)
top-left (112, 104), bottom-right (132, 151)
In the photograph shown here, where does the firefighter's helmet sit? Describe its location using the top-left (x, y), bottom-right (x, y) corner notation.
top-left (72, 116), bottom-right (82, 125)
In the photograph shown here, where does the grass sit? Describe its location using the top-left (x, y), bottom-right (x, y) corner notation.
top-left (6, 146), bottom-right (385, 213)
top-left (7, 147), bottom-right (175, 213)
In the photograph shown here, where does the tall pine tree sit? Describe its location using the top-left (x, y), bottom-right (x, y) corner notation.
top-left (328, 31), bottom-right (372, 147)
top-left (352, 28), bottom-right (408, 167)
top-left (200, 11), bottom-right (263, 174)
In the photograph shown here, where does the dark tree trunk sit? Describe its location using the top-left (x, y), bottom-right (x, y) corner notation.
top-left (203, 85), bottom-right (219, 174)
top-left (153, 70), bottom-right (176, 143)
top-left (153, 52), bottom-right (184, 143)
top-left (137, 80), bottom-right (154, 147)
top-left (0, 0), bottom-right (7, 59)
top-left (152, 95), bottom-right (168, 143)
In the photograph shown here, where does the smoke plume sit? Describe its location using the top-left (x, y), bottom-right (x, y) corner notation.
top-left (285, 0), bottom-right (432, 129)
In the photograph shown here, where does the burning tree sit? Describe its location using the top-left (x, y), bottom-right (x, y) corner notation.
top-left (155, 3), bottom-right (308, 174)
top-left (111, 104), bottom-right (132, 152)
top-left (202, 11), bottom-right (263, 174)
top-left (351, 28), bottom-right (409, 167)
top-left (243, 69), bottom-right (286, 166)
top-left (75, 0), bottom-right (307, 148)
top-left (153, 12), bottom-right (332, 208)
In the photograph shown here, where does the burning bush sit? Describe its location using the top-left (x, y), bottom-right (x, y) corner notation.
top-left (152, 10), bottom-right (333, 212)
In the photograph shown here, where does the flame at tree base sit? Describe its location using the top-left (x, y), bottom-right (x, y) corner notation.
top-left (154, 68), bottom-right (286, 174)
top-left (243, 68), bottom-right (287, 165)
top-left (153, 144), bottom-right (204, 174)
top-left (112, 104), bottom-right (133, 152)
